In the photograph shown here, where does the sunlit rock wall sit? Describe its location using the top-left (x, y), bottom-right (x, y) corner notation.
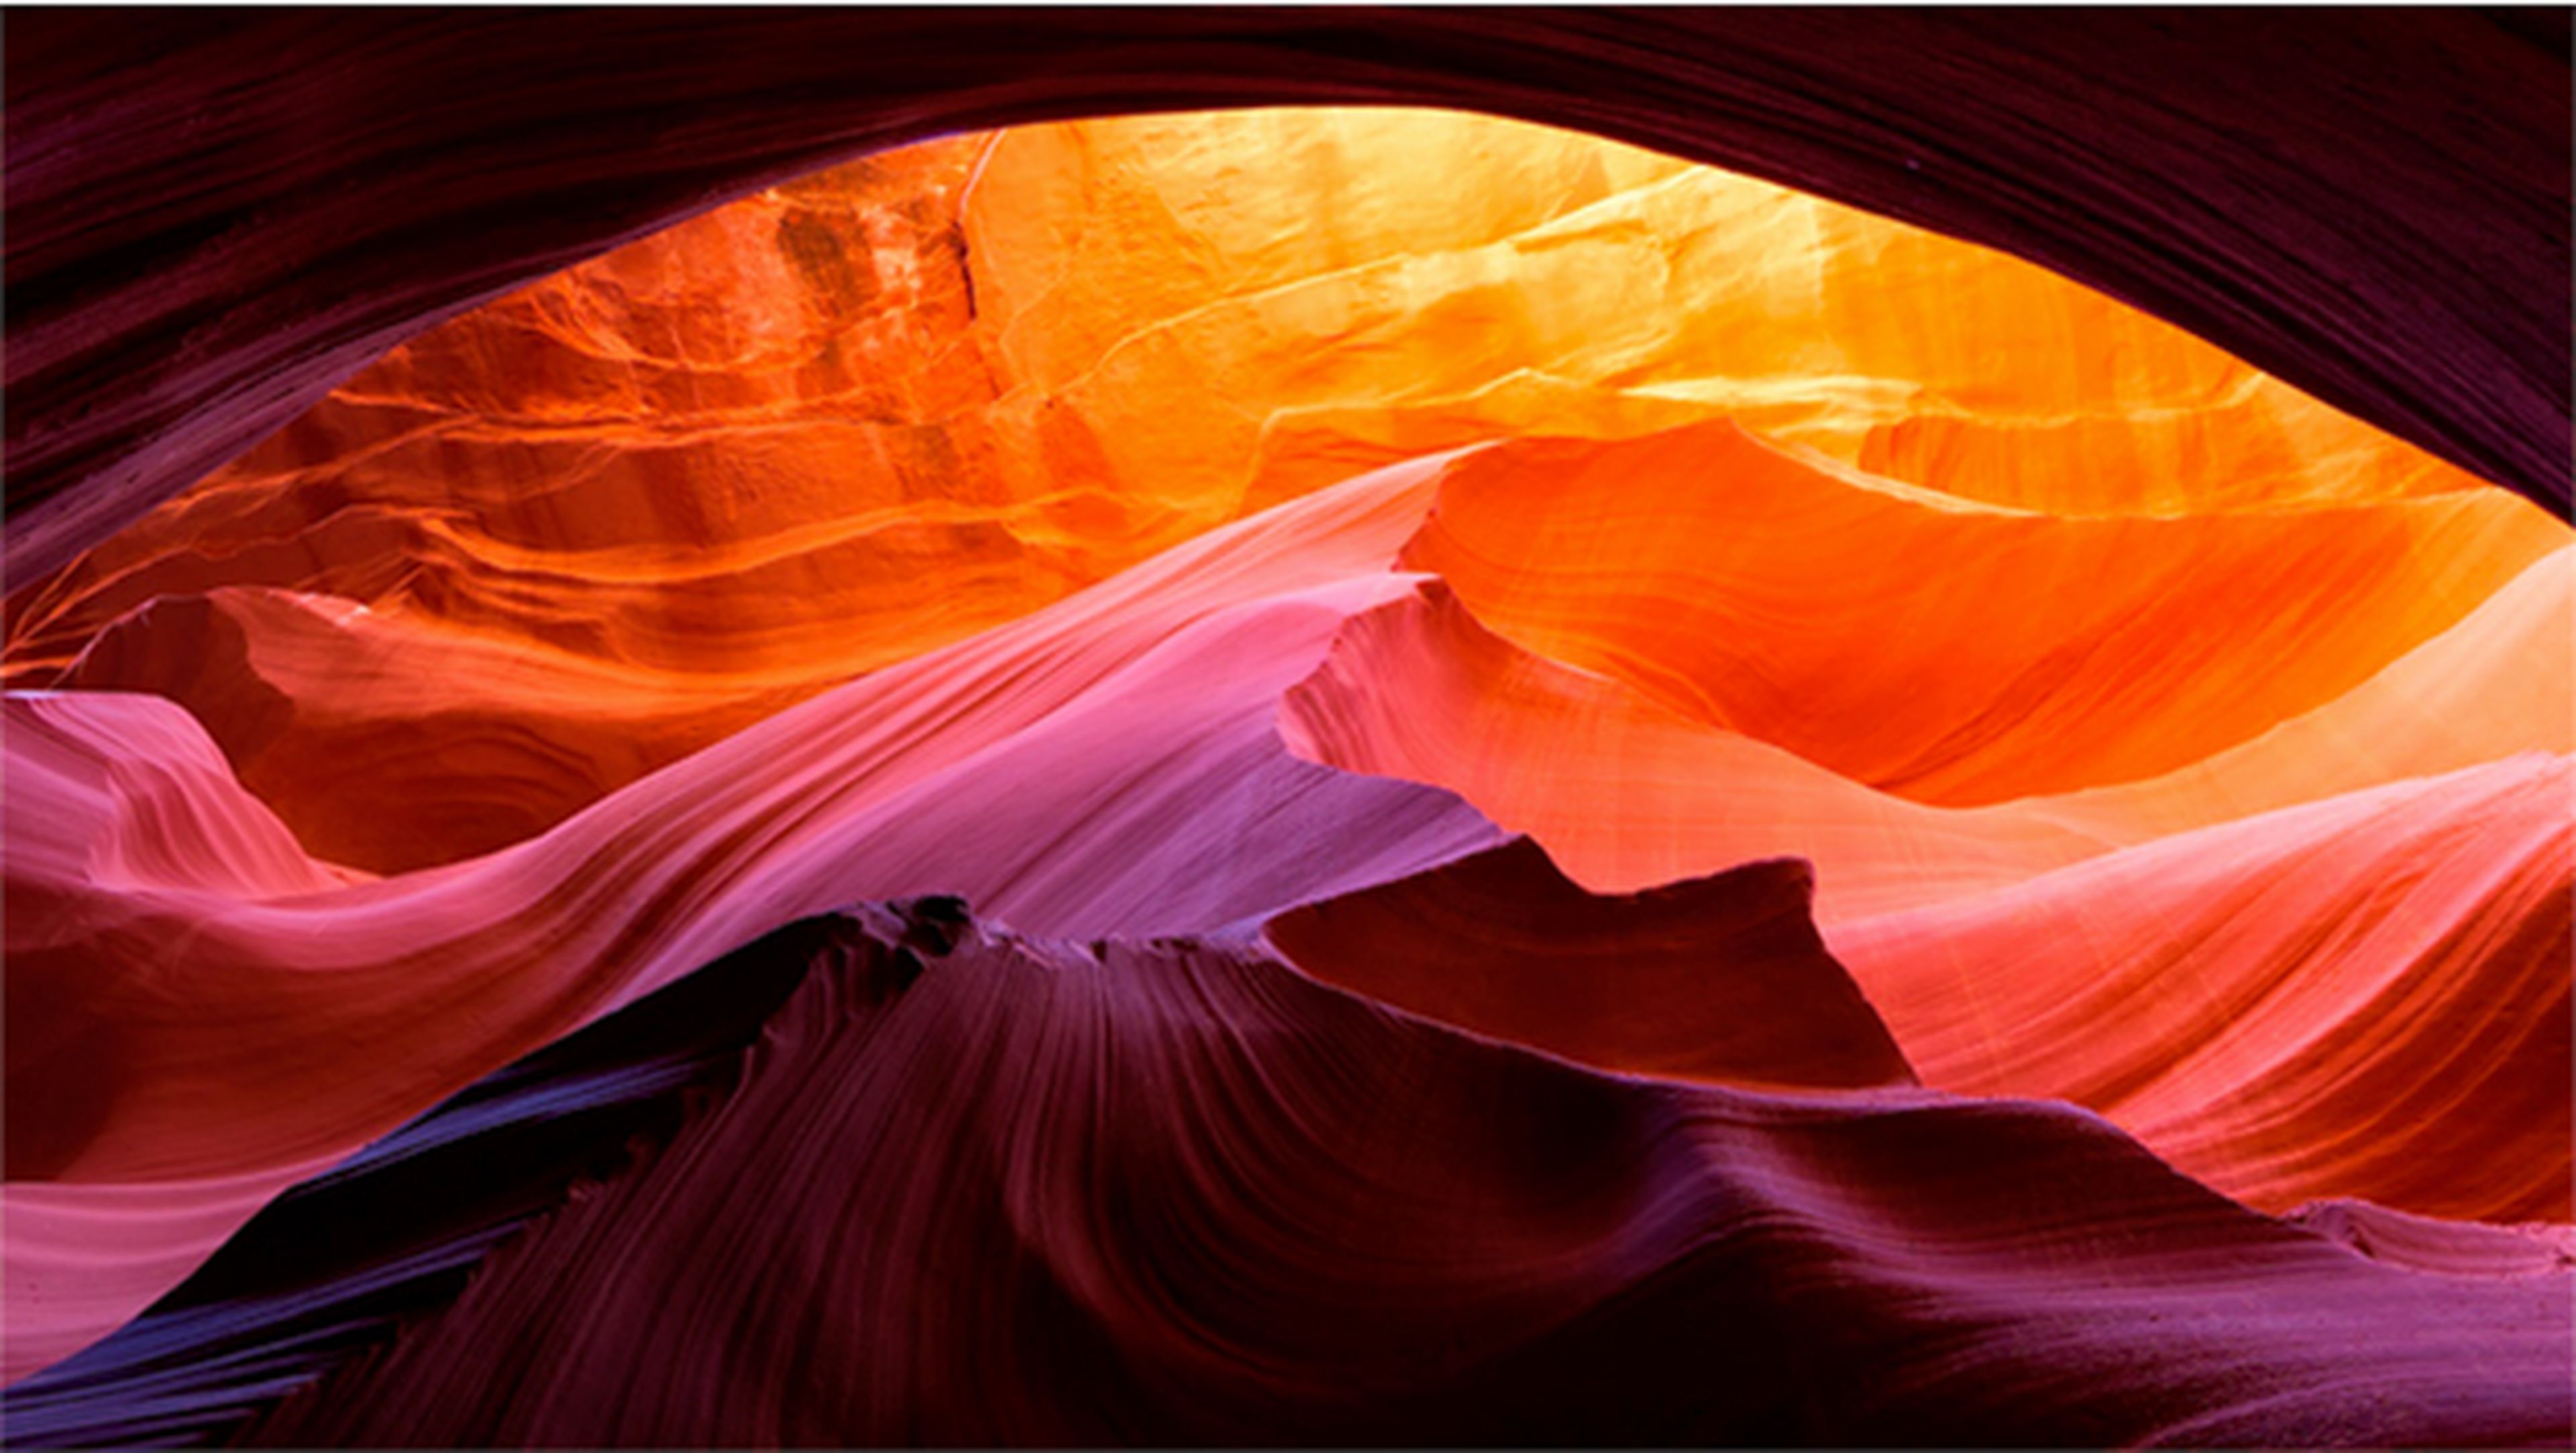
top-left (4, 107), bottom-right (2565, 1446)
top-left (5, 111), bottom-right (2526, 871)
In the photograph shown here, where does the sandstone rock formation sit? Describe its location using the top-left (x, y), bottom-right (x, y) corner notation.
top-left (2, 76), bottom-right (2565, 1446)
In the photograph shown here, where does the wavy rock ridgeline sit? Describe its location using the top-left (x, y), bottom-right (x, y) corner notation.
top-left (1263, 837), bottom-right (1918, 1091)
top-left (1829, 751), bottom-right (2573, 1224)
top-left (11, 421), bottom-right (2569, 1384)
top-left (27, 898), bottom-right (2559, 1447)
top-left (5, 107), bottom-right (2521, 873)
top-left (1397, 419), bottom-right (2564, 807)
top-left (1276, 433), bottom-right (2570, 1224)
top-left (1, 456), bottom-right (1506, 1380)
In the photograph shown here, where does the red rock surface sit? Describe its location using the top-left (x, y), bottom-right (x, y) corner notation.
top-left (9, 111), bottom-right (2534, 874)
top-left (223, 902), bottom-right (2571, 1449)
top-left (1263, 838), bottom-right (1919, 1091)
top-left (1277, 578), bottom-right (2112, 921)
top-left (3, 460), bottom-right (1499, 1376)
top-left (1827, 753), bottom-right (2573, 1224)
top-left (1398, 421), bottom-right (2559, 806)
top-left (1, 80), bottom-right (2567, 1446)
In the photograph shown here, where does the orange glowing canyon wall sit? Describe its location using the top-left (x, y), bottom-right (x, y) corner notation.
top-left (5, 108), bottom-right (2567, 1446)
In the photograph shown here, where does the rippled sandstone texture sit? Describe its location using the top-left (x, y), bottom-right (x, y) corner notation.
top-left (5, 109), bottom-right (2544, 873)
top-left (1262, 838), bottom-right (1919, 1091)
top-left (3, 46), bottom-right (2569, 1448)
top-left (13, 901), bottom-right (2569, 1448)
top-left (5, 10), bottom-right (2565, 591)
top-left (3, 459), bottom-right (1503, 1378)
top-left (7, 432), bottom-right (2565, 1401)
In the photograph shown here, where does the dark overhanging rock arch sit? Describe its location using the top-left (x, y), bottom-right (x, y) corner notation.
top-left (5, 7), bottom-right (2567, 582)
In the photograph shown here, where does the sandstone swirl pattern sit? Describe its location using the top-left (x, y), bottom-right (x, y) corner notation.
top-left (7, 111), bottom-right (2522, 870)
top-left (2, 107), bottom-right (2567, 1444)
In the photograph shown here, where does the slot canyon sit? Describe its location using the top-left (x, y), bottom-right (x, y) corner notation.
top-left (4, 12), bottom-right (2569, 1448)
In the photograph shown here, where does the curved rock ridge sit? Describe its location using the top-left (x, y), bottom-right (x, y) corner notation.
top-left (150, 899), bottom-right (2569, 1448)
top-left (1262, 837), bottom-right (1918, 1091)
top-left (5, 11), bottom-right (2565, 590)
top-left (0, 457), bottom-right (1507, 1379)
top-left (2024, 543), bottom-right (2574, 845)
top-left (1828, 753), bottom-right (2574, 1224)
top-left (4, 688), bottom-right (372, 904)
top-left (53, 585), bottom-right (817, 871)
top-left (3, 906), bottom-right (837, 1448)
top-left (17, 900), bottom-right (2566, 1446)
top-left (1277, 578), bottom-right (2114, 921)
top-left (9, 426), bottom-right (2567, 1381)
top-left (1273, 566), bottom-right (2571, 1226)
top-left (2288, 1201), bottom-right (2576, 1281)
top-left (1401, 419), bottom-right (2565, 806)
top-left (1277, 548), bottom-right (2573, 920)
top-left (5, 107), bottom-right (2526, 871)
top-left (3, 58), bottom-right (2567, 1434)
